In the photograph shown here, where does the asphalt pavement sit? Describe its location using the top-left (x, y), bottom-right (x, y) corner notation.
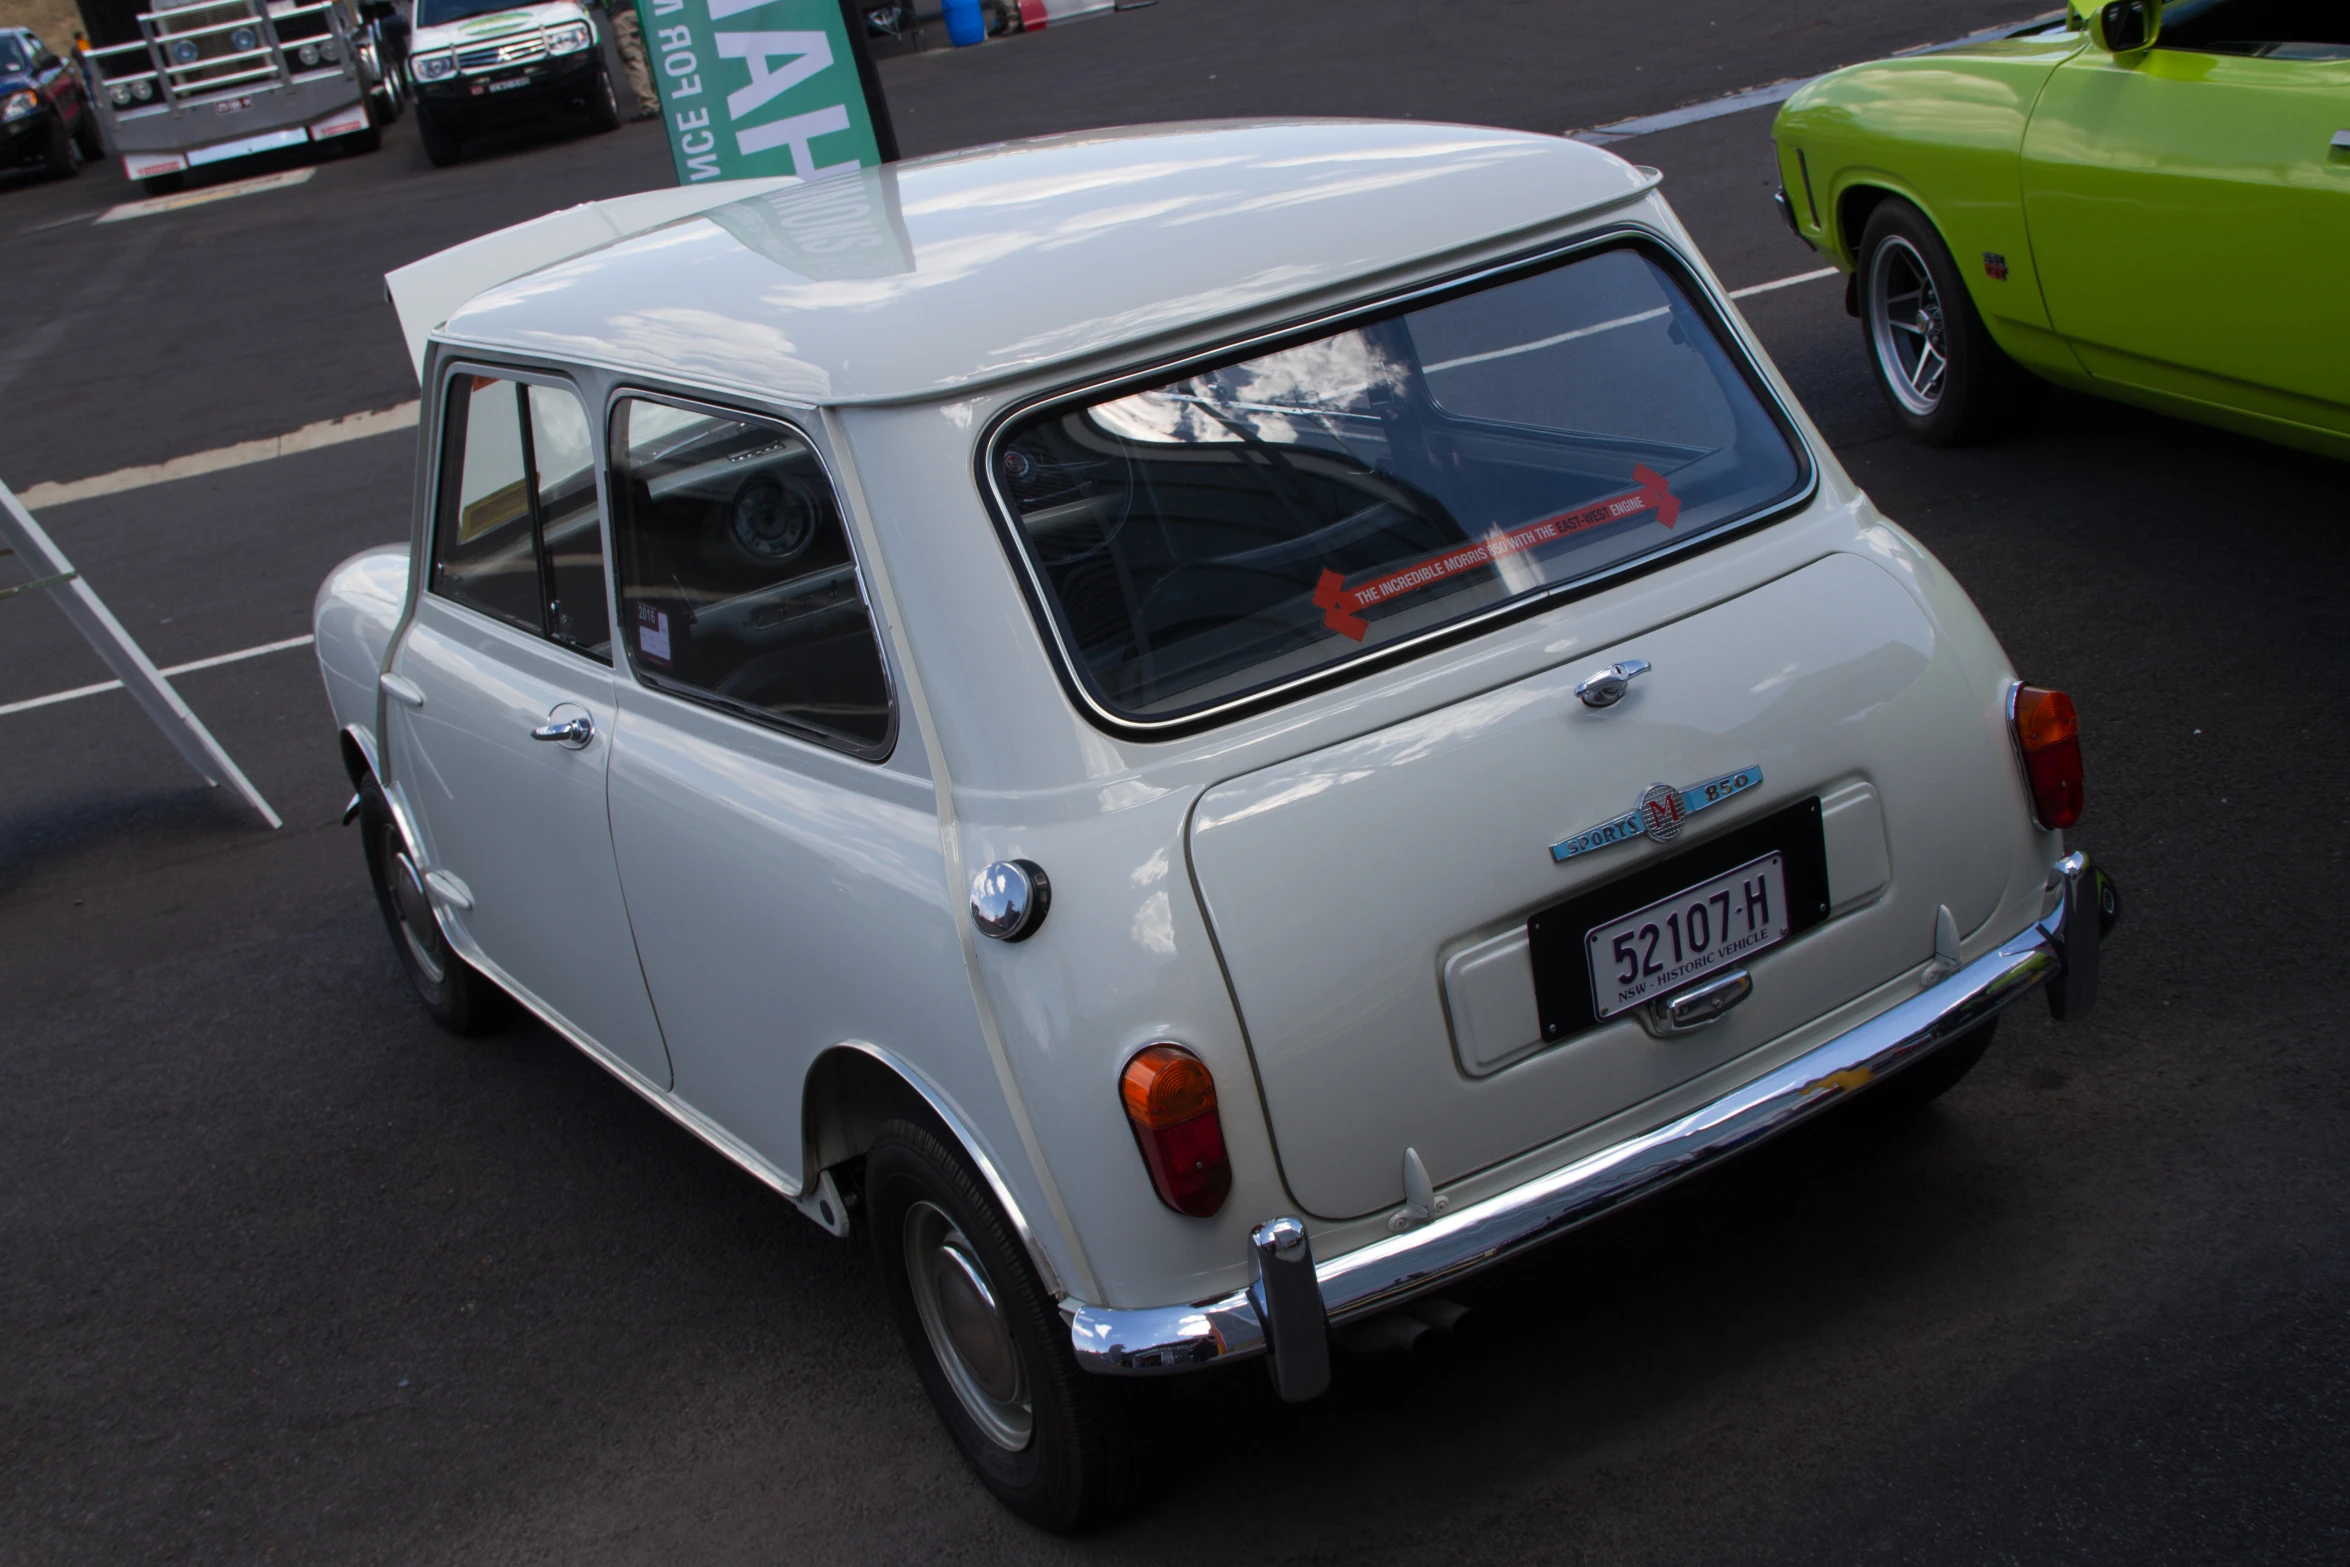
top-left (3, 3), bottom-right (2347, 1562)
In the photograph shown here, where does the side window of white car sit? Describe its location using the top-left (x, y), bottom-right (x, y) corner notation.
top-left (431, 373), bottom-right (613, 661)
top-left (607, 396), bottom-right (894, 757)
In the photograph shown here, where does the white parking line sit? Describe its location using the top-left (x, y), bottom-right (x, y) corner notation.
top-left (16, 401), bottom-right (419, 510)
top-left (1571, 78), bottom-right (1816, 145)
top-left (1567, 10), bottom-right (2065, 143)
top-left (0, 633), bottom-right (315, 719)
top-left (95, 168), bottom-right (317, 225)
top-left (1728, 267), bottom-right (1839, 298)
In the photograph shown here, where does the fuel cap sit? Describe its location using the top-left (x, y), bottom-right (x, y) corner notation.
top-left (970, 859), bottom-right (1051, 942)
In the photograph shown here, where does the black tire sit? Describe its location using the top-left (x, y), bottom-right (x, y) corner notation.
top-left (73, 105), bottom-right (104, 162)
top-left (1875, 1019), bottom-right (1996, 1111)
top-left (356, 775), bottom-right (506, 1034)
top-left (339, 97), bottom-right (384, 155)
top-left (585, 66), bottom-right (620, 132)
top-left (865, 1119), bottom-right (1157, 1532)
top-left (43, 117), bottom-right (81, 179)
top-left (417, 106), bottom-right (462, 166)
top-left (141, 170), bottom-right (184, 196)
top-left (1857, 198), bottom-right (2039, 446)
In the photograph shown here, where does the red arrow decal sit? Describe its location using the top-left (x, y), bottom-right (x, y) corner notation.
top-left (1313, 465), bottom-right (1680, 641)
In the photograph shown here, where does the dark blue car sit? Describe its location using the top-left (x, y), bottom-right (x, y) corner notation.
top-left (1, 28), bottom-right (103, 178)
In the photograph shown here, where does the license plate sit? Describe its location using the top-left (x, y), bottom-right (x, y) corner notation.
top-left (1584, 852), bottom-right (1788, 1019)
top-left (487, 75), bottom-right (529, 92)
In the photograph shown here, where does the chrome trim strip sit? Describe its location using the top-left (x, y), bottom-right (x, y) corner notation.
top-left (1068, 865), bottom-right (2085, 1375)
top-left (339, 720), bottom-right (380, 782)
top-left (826, 1042), bottom-right (1066, 1299)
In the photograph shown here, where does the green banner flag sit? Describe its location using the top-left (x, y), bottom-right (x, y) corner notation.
top-left (633, 0), bottom-right (890, 185)
top-left (704, 165), bottom-right (915, 281)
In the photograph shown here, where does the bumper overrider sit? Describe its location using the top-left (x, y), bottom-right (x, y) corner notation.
top-left (1068, 851), bottom-right (2114, 1401)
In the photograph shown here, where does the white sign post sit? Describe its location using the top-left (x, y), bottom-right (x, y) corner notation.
top-left (0, 478), bottom-right (281, 830)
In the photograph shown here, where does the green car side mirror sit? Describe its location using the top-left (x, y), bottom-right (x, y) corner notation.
top-left (2088, 0), bottom-right (2161, 53)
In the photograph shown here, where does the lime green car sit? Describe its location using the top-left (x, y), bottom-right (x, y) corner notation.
top-left (1772, 0), bottom-right (2349, 456)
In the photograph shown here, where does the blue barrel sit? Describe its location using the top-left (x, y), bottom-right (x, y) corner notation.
top-left (943, 0), bottom-right (986, 46)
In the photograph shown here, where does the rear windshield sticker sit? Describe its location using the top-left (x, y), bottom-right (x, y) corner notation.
top-left (636, 603), bottom-right (673, 665)
top-left (1313, 465), bottom-right (1680, 641)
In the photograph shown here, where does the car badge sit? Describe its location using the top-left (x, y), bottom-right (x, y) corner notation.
top-left (1550, 766), bottom-right (1762, 864)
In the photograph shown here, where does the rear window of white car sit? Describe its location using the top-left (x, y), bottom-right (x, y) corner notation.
top-left (990, 241), bottom-right (1809, 725)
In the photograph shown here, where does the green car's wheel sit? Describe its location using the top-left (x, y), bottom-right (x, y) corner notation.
top-left (1858, 199), bottom-right (2035, 446)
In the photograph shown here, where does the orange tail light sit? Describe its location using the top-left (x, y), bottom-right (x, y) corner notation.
top-left (2010, 683), bottom-right (2083, 830)
top-left (1118, 1044), bottom-right (1232, 1218)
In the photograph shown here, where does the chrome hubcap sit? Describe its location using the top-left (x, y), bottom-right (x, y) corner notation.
top-left (380, 824), bottom-right (446, 985)
top-left (903, 1200), bottom-right (1032, 1451)
top-left (1868, 235), bottom-right (1948, 416)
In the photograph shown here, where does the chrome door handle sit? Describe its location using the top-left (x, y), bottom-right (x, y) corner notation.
top-left (379, 672), bottom-right (425, 708)
top-left (530, 712), bottom-right (594, 749)
top-left (1574, 658), bottom-right (1651, 709)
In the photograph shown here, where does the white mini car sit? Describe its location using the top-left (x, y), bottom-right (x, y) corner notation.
top-left (316, 122), bottom-right (2115, 1529)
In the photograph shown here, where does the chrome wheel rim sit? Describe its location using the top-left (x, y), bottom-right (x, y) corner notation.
top-left (903, 1199), bottom-right (1033, 1451)
top-left (379, 823), bottom-right (447, 985)
top-left (1868, 235), bottom-right (1948, 416)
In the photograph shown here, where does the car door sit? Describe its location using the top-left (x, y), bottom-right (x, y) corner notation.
top-left (384, 367), bottom-right (673, 1087)
top-left (597, 393), bottom-right (955, 1179)
top-left (2020, 1), bottom-right (2350, 431)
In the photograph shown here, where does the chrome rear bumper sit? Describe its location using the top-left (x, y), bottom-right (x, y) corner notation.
top-left (1068, 852), bottom-right (2107, 1388)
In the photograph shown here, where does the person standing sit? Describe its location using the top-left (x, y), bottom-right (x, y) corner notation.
top-left (600, 0), bottom-right (659, 121)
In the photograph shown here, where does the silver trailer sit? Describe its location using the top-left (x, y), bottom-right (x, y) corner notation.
top-left (84, 0), bottom-right (394, 192)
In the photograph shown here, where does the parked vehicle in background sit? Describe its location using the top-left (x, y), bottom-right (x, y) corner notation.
top-left (1, 26), bottom-right (104, 178)
top-left (404, 0), bottom-right (618, 167)
top-left (1773, 0), bottom-right (2350, 459)
top-left (80, 0), bottom-right (391, 193)
top-left (319, 122), bottom-right (2116, 1529)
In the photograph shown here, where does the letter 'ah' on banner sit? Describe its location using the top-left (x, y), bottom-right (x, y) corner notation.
top-left (633, 0), bottom-right (892, 186)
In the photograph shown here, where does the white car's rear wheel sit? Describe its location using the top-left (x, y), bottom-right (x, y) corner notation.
top-left (865, 1118), bottom-right (1157, 1532)
top-left (902, 1198), bottom-right (1035, 1450)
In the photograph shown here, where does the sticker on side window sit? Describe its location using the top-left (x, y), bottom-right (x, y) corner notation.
top-left (1311, 465), bottom-right (1680, 641)
top-left (636, 603), bottom-right (672, 664)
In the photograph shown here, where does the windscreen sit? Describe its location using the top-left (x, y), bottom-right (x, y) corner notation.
top-left (993, 243), bottom-right (1807, 723)
top-left (413, 0), bottom-right (522, 26)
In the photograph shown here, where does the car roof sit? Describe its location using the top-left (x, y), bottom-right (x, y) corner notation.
top-left (427, 120), bottom-right (1658, 407)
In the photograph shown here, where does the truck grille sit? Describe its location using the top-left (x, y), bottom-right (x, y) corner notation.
top-left (457, 35), bottom-right (547, 73)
